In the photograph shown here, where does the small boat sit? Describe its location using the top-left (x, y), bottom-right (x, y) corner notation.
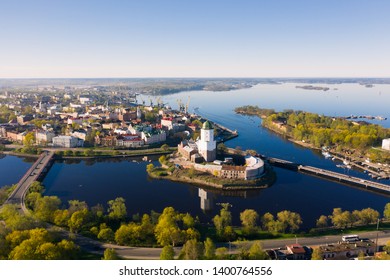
top-left (322, 151), bottom-right (332, 159)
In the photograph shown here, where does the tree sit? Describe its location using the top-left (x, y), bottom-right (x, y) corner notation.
top-left (159, 155), bottom-right (167, 165)
top-left (160, 245), bottom-right (175, 260)
top-left (261, 212), bottom-right (275, 232)
top-left (98, 228), bottom-right (115, 242)
top-left (330, 208), bottom-right (352, 228)
top-left (240, 209), bottom-right (259, 235)
top-left (213, 203), bottom-right (232, 239)
top-left (384, 203), bottom-right (390, 220)
top-left (358, 208), bottom-right (380, 225)
top-left (68, 200), bottom-right (88, 214)
top-left (311, 248), bottom-right (323, 260)
top-left (316, 215), bottom-right (329, 228)
top-left (102, 248), bottom-right (119, 260)
top-left (53, 209), bottom-right (70, 227)
top-left (146, 163), bottom-right (155, 173)
top-left (182, 213), bottom-right (195, 229)
top-left (276, 210), bottom-right (302, 233)
top-left (203, 237), bottom-right (216, 260)
top-left (34, 196), bottom-right (61, 222)
top-left (154, 207), bottom-right (183, 246)
top-left (68, 209), bottom-right (89, 233)
top-left (23, 132), bottom-right (35, 146)
top-left (248, 241), bottom-right (269, 260)
top-left (107, 197), bottom-right (127, 221)
top-left (115, 223), bottom-right (142, 246)
top-left (179, 239), bottom-right (204, 260)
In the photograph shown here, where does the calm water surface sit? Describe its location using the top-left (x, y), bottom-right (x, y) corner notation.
top-left (42, 83), bottom-right (390, 229)
top-left (0, 155), bottom-right (33, 188)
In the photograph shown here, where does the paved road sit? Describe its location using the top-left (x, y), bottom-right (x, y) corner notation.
top-left (62, 229), bottom-right (390, 260)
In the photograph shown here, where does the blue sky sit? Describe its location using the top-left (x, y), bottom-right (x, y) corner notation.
top-left (0, 0), bottom-right (389, 78)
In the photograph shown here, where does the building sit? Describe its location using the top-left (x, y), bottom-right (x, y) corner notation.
top-left (315, 241), bottom-right (376, 260)
top-left (141, 130), bottom-right (166, 145)
top-left (197, 121), bottom-right (217, 162)
top-left (220, 165), bottom-right (246, 179)
top-left (35, 130), bottom-right (55, 145)
top-left (17, 114), bottom-right (34, 125)
top-left (52, 135), bottom-right (84, 148)
top-left (382, 138), bottom-right (390, 151)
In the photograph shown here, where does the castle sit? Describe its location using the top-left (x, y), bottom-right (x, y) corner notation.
top-left (177, 120), bottom-right (265, 180)
top-left (178, 120), bottom-right (217, 163)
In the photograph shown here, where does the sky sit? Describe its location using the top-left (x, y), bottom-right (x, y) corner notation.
top-left (0, 0), bottom-right (389, 78)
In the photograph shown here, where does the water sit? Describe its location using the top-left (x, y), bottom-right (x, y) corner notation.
top-left (0, 154), bottom-right (34, 188)
top-left (41, 82), bottom-right (390, 229)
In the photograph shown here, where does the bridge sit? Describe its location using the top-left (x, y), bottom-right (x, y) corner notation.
top-left (264, 156), bottom-right (390, 194)
top-left (297, 165), bottom-right (390, 194)
top-left (5, 151), bottom-right (54, 213)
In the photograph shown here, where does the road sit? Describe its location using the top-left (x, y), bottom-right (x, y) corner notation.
top-left (63, 229), bottom-right (390, 260)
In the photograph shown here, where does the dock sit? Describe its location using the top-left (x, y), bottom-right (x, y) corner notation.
top-left (5, 151), bottom-right (54, 213)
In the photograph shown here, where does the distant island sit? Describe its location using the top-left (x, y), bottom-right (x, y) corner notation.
top-left (296, 85), bottom-right (330, 91)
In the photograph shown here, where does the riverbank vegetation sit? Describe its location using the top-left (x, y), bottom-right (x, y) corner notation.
top-left (235, 106), bottom-right (390, 163)
top-left (2, 180), bottom-right (390, 259)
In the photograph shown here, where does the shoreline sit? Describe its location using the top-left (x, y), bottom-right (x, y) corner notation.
top-left (147, 166), bottom-right (276, 191)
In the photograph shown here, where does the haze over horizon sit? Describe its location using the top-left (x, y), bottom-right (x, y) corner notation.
top-left (1, 0), bottom-right (389, 79)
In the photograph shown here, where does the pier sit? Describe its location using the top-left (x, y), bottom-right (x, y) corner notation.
top-left (5, 151), bottom-right (54, 213)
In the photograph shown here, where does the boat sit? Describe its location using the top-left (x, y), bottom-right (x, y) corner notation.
top-left (322, 151), bottom-right (332, 159)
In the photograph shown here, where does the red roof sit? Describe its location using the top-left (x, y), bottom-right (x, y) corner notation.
top-left (287, 244), bottom-right (306, 254)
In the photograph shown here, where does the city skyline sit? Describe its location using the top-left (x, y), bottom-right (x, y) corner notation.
top-left (1, 0), bottom-right (389, 78)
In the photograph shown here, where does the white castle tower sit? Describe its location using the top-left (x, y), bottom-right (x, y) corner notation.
top-left (197, 121), bottom-right (217, 162)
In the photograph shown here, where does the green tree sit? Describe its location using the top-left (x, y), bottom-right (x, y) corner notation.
top-left (248, 241), bottom-right (269, 260)
top-left (102, 248), bottom-right (119, 260)
top-left (23, 132), bottom-right (35, 146)
top-left (68, 209), bottom-right (89, 233)
top-left (261, 212), bottom-right (275, 232)
top-left (160, 245), bottom-right (175, 260)
top-left (276, 210), bottom-right (302, 233)
top-left (384, 203), bottom-right (390, 220)
top-left (107, 197), bottom-right (127, 221)
top-left (213, 203), bottom-right (232, 239)
top-left (240, 209), bottom-right (259, 235)
top-left (53, 209), bottom-right (70, 227)
top-left (34, 196), bottom-right (61, 222)
top-left (154, 207), bottom-right (183, 246)
top-left (179, 239), bottom-right (204, 260)
top-left (311, 248), bottom-right (323, 260)
top-left (316, 215), bottom-right (329, 228)
top-left (203, 237), bottom-right (216, 260)
top-left (68, 200), bottom-right (88, 214)
top-left (98, 228), bottom-right (115, 242)
top-left (159, 155), bottom-right (167, 165)
top-left (146, 163), bottom-right (155, 173)
top-left (331, 208), bottom-right (353, 228)
top-left (358, 208), bottom-right (380, 225)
